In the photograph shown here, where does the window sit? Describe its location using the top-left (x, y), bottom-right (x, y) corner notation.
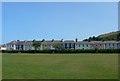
top-left (83, 45), bottom-right (84, 47)
top-left (64, 43), bottom-right (67, 48)
top-left (86, 45), bottom-right (88, 47)
top-left (69, 43), bottom-right (71, 47)
top-left (79, 45), bottom-right (80, 47)
top-left (113, 43), bottom-right (114, 46)
top-left (72, 44), bottom-right (74, 47)
top-left (45, 45), bottom-right (46, 47)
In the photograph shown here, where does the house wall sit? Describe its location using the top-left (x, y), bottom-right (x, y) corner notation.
top-left (41, 43), bottom-right (52, 50)
top-left (23, 45), bottom-right (34, 50)
top-left (117, 43), bottom-right (120, 49)
top-left (0, 47), bottom-right (7, 50)
top-left (75, 44), bottom-right (90, 49)
top-left (6, 41), bottom-right (120, 50)
top-left (90, 43), bottom-right (105, 49)
top-left (6, 45), bottom-right (15, 50)
top-left (13, 45), bottom-right (16, 50)
top-left (64, 43), bottom-right (75, 49)
top-left (105, 43), bottom-right (117, 49)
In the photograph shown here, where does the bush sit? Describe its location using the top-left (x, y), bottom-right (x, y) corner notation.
top-left (2, 49), bottom-right (120, 54)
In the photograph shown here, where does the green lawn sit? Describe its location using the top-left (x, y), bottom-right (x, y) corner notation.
top-left (0, 53), bottom-right (2, 80)
top-left (2, 53), bottom-right (118, 79)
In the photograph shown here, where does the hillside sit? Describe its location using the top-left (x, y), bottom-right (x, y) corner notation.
top-left (83, 31), bottom-right (120, 41)
top-left (98, 31), bottom-right (120, 41)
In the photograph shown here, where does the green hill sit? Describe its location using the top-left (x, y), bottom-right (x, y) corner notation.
top-left (98, 31), bottom-right (120, 41)
top-left (83, 31), bottom-right (120, 41)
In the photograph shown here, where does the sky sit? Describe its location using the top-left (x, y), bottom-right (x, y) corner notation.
top-left (0, 2), bottom-right (2, 44)
top-left (2, 2), bottom-right (118, 44)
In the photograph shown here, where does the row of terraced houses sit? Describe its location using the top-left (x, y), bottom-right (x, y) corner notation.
top-left (5, 39), bottom-right (120, 50)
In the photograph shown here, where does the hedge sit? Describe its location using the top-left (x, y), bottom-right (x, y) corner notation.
top-left (2, 49), bottom-right (120, 54)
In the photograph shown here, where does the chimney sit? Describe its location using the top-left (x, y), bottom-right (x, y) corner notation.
top-left (75, 38), bottom-right (78, 42)
top-left (42, 39), bottom-right (45, 42)
top-left (24, 40), bottom-right (27, 42)
top-left (17, 40), bottom-right (19, 42)
top-left (61, 39), bottom-right (63, 42)
top-left (33, 39), bottom-right (35, 42)
top-left (51, 39), bottom-right (54, 42)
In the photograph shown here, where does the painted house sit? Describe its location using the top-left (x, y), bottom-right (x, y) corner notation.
top-left (0, 44), bottom-right (7, 50)
top-left (117, 41), bottom-right (120, 49)
top-left (5, 39), bottom-right (120, 50)
top-left (41, 39), bottom-right (64, 50)
top-left (41, 40), bottom-right (53, 50)
top-left (90, 41), bottom-right (105, 49)
top-left (6, 40), bottom-right (38, 50)
top-left (6, 41), bottom-right (17, 50)
top-left (51, 40), bottom-right (63, 50)
top-left (22, 41), bottom-right (35, 50)
top-left (75, 41), bottom-right (90, 49)
top-left (104, 41), bottom-right (118, 49)
top-left (63, 40), bottom-right (75, 49)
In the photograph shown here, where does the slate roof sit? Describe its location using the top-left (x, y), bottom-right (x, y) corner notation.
top-left (42, 40), bottom-right (52, 44)
top-left (6, 41), bottom-right (17, 45)
top-left (6, 40), bottom-right (34, 45)
top-left (75, 41), bottom-right (107, 45)
top-left (89, 41), bottom-right (104, 44)
top-left (6, 40), bottom-right (120, 45)
top-left (104, 41), bottom-right (118, 43)
top-left (75, 41), bottom-right (91, 44)
top-left (2, 44), bottom-right (6, 47)
top-left (63, 40), bottom-right (75, 43)
top-left (20, 41), bottom-right (33, 45)
top-left (52, 40), bottom-right (62, 43)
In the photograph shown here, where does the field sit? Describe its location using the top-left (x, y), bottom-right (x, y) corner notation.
top-left (0, 53), bottom-right (2, 80)
top-left (2, 53), bottom-right (118, 79)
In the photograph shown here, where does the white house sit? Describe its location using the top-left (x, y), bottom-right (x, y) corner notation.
top-left (5, 39), bottom-right (120, 51)
top-left (0, 45), bottom-right (7, 50)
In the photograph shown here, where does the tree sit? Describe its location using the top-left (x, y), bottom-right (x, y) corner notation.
top-left (52, 43), bottom-right (64, 53)
top-left (88, 37), bottom-right (92, 42)
top-left (32, 42), bottom-right (41, 51)
top-left (83, 39), bottom-right (88, 41)
top-left (92, 36), bottom-right (96, 41)
top-left (117, 31), bottom-right (120, 41)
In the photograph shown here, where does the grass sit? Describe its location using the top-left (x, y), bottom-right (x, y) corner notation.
top-left (0, 53), bottom-right (2, 80)
top-left (2, 53), bottom-right (118, 79)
